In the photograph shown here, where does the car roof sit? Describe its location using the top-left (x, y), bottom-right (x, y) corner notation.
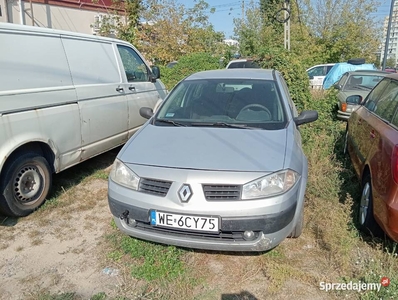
top-left (185, 69), bottom-right (276, 81)
top-left (348, 70), bottom-right (390, 75)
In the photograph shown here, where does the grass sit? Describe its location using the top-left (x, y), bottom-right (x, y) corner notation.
top-left (3, 91), bottom-right (398, 299)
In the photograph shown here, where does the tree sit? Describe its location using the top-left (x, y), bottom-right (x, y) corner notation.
top-left (136, 0), bottom-right (226, 64)
top-left (298, 0), bottom-right (381, 63)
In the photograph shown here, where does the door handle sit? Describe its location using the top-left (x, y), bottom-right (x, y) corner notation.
top-left (129, 86), bottom-right (136, 91)
top-left (116, 86), bottom-right (124, 92)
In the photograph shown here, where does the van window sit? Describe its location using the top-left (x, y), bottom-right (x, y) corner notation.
top-left (373, 80), bottom-right (398, 122)
top-left (117, 45), bottom-right (149, 82)
top-left (61, 38), bottom-right (120, 85)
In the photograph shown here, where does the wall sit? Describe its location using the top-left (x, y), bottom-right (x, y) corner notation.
top-left (3, 0), bottom-right (124, 35)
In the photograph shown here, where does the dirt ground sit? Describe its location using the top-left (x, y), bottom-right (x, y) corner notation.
top-left (0, 151), bottom-right (339, 300)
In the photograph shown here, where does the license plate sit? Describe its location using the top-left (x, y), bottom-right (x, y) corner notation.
top-left (150, 210), bottom-right (219, 232)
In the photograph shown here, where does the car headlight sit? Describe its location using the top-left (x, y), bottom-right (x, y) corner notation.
top-left (109, 159), bottom-right (140, 190)
top-left (242, 169), bottom-right (299, 200)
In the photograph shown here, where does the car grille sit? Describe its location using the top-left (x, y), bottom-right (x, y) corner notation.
top-left (134, 221), bottom-right (257, 241)
top-left (139, 178), bottom-right (172, 197)
top-left (202, 184), bottom-right (241, 201)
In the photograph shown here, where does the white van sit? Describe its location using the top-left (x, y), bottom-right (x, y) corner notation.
top-left (0, 23), bottom-right (167, 217)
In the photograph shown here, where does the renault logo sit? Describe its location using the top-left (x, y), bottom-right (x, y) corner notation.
top-left (178, 184), bottom-right (192, 202)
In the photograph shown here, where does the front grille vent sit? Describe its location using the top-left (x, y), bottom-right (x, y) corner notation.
top-left (202, 184), bottom-right (241, 201)
top-left (139, 178), bottom-right (172, 197)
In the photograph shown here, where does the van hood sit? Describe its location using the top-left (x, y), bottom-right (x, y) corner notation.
top-left (119, 124), bottom-right (287, 172)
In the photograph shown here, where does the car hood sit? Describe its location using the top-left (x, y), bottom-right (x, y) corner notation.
top-left (119, 124), bottom-right (287, 172)
top-left (339, 89), bottom-right (371, 102)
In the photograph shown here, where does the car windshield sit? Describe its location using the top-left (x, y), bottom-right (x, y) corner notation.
top-left (343, 74), bottom-right (385, 91)
top-left (155, 79), bottom-right (287, 130)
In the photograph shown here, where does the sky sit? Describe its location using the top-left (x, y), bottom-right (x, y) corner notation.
top-left (180, 0), bottom-right (394, 39)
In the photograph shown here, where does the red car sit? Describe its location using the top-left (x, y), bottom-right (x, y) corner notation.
top-left (345, 73), bottom-right (398, 242)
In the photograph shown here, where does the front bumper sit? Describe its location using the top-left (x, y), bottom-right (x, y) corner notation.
top-left (337, 110), bottom-right (351, 121)
top-left (109, 196), bottom-right (297, 251)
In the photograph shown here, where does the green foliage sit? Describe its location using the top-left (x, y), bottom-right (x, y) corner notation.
top-left (120, 236), bottom-right (185, 281)
top-left (299, 0), bottom-right (380, 63)
top-left (159, 52), bottom-right (220, 90)
top-left (257, 47), bottom-right (311, 111)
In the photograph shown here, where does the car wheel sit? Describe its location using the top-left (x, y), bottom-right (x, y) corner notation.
top-left (288, 204), bottom-right (304, 238)
top-left (358, 175), bottom-right (380, 236)
top-left (0, 152), bottom-right (52, 217)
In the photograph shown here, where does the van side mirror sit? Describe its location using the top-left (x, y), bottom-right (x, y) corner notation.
top-left (346, 95), bottom-right (362, 105)
top-left (294, 110), bottom-right (318, 126)
top-left (140, 107), bottom-right (154, 119)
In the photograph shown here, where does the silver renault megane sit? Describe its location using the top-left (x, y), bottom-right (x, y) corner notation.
top-left (108, 69), bottom-right (318, 252)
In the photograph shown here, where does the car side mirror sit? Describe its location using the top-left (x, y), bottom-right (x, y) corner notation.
top-left (140, 107), bottom-right (154, 119)
top-left (294, 110), bottom-right (318, 126)
top-left (346, 95), bottom-right (362, 105)
top-left (150, 66), bottom-right (161, 82)
top-left (333, 83), bottom-right (341, 90)
top-left (309, 75), bottom-right (314, 79)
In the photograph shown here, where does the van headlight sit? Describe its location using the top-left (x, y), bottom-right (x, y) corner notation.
top-left (242, 170), bottom-right (299, 200)
top-left (109, 159), bottom-right (140, 190)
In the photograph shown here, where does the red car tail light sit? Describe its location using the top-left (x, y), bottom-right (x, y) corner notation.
top-left (392, 145), bottom-right (398, 184)
top-left (342, 103), bottom-right (347, 112)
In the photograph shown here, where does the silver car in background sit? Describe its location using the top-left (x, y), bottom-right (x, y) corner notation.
top-left (108, 69), bottom-right (318, 252)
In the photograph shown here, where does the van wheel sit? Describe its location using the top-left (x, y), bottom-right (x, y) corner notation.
top-left (288, 204), bottom-right (304, 238)
top-left (0, 152), bottom-right (52, 217)
top-left (358, 175), bottom-right (381, 237)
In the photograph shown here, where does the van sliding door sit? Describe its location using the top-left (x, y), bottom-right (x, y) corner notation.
top-left (61, 36), bottom-right (128, 160)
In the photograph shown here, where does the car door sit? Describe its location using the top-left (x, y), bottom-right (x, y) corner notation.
top-left (116, 45), bottom-right (162, 138)
top-left (360, 80), bottom-right (398, 224)
top-left (349, 79), bottom-right (389, 175)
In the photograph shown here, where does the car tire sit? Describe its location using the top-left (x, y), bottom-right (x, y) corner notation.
top-left (358, 174), bottom-right (381, 237)
top-left (0, 152), bottom-right (52, 217)
top-left (288, 204), bottom-right (304, 238)
top-left (347, 58), bottom-right (365, 65)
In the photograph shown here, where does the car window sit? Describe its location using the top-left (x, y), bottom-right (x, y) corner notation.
top-left (343, 74), bottom-right (385, 91)
top-left (227, 61), bottom-right (260, 68)
top-left (372, 80), bottom-right (398, 122)
top-left (156, 79), bottom-right (287, 130)
top-left (365, 79), bottom-right (390, 111)
top-left (326, 65), bottom-right (334, 73)
top-left (307, 66), bottom-right (325, 77)
top-left (117, 45), bottom-right (149, 82)
top-left (337, 73), bottom-right (349, 87)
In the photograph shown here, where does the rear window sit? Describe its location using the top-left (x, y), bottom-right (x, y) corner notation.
top-left (227, 61), bottom-right (260, 69)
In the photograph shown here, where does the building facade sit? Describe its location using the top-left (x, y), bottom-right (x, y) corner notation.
top-left (381, 0), bottom-right (398, 67)
top-left (0, 0), bottom-right (124, 35)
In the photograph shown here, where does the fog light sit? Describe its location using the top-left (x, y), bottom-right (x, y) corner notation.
top-left (127, 218), bottom-right (137, 227)
top-left (243, 230), bottom-right (256, 241)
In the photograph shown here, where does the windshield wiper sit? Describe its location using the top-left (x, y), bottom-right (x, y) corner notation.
top-left (190, 122), bottom-right (258, 129)
top-left (155, 119), bottom-right (187, 127)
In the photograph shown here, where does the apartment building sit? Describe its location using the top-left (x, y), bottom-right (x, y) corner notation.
top-left (381, 0), bottom-right (398, 67)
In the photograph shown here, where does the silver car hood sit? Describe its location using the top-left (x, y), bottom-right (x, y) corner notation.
top-left (120, 124), bottom-right (287, 172)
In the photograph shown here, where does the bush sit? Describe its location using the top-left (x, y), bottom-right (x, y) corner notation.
top-left (257, 47), bottom-right (312, 111)
top-left (159, 52), bottom-right (221, 91)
